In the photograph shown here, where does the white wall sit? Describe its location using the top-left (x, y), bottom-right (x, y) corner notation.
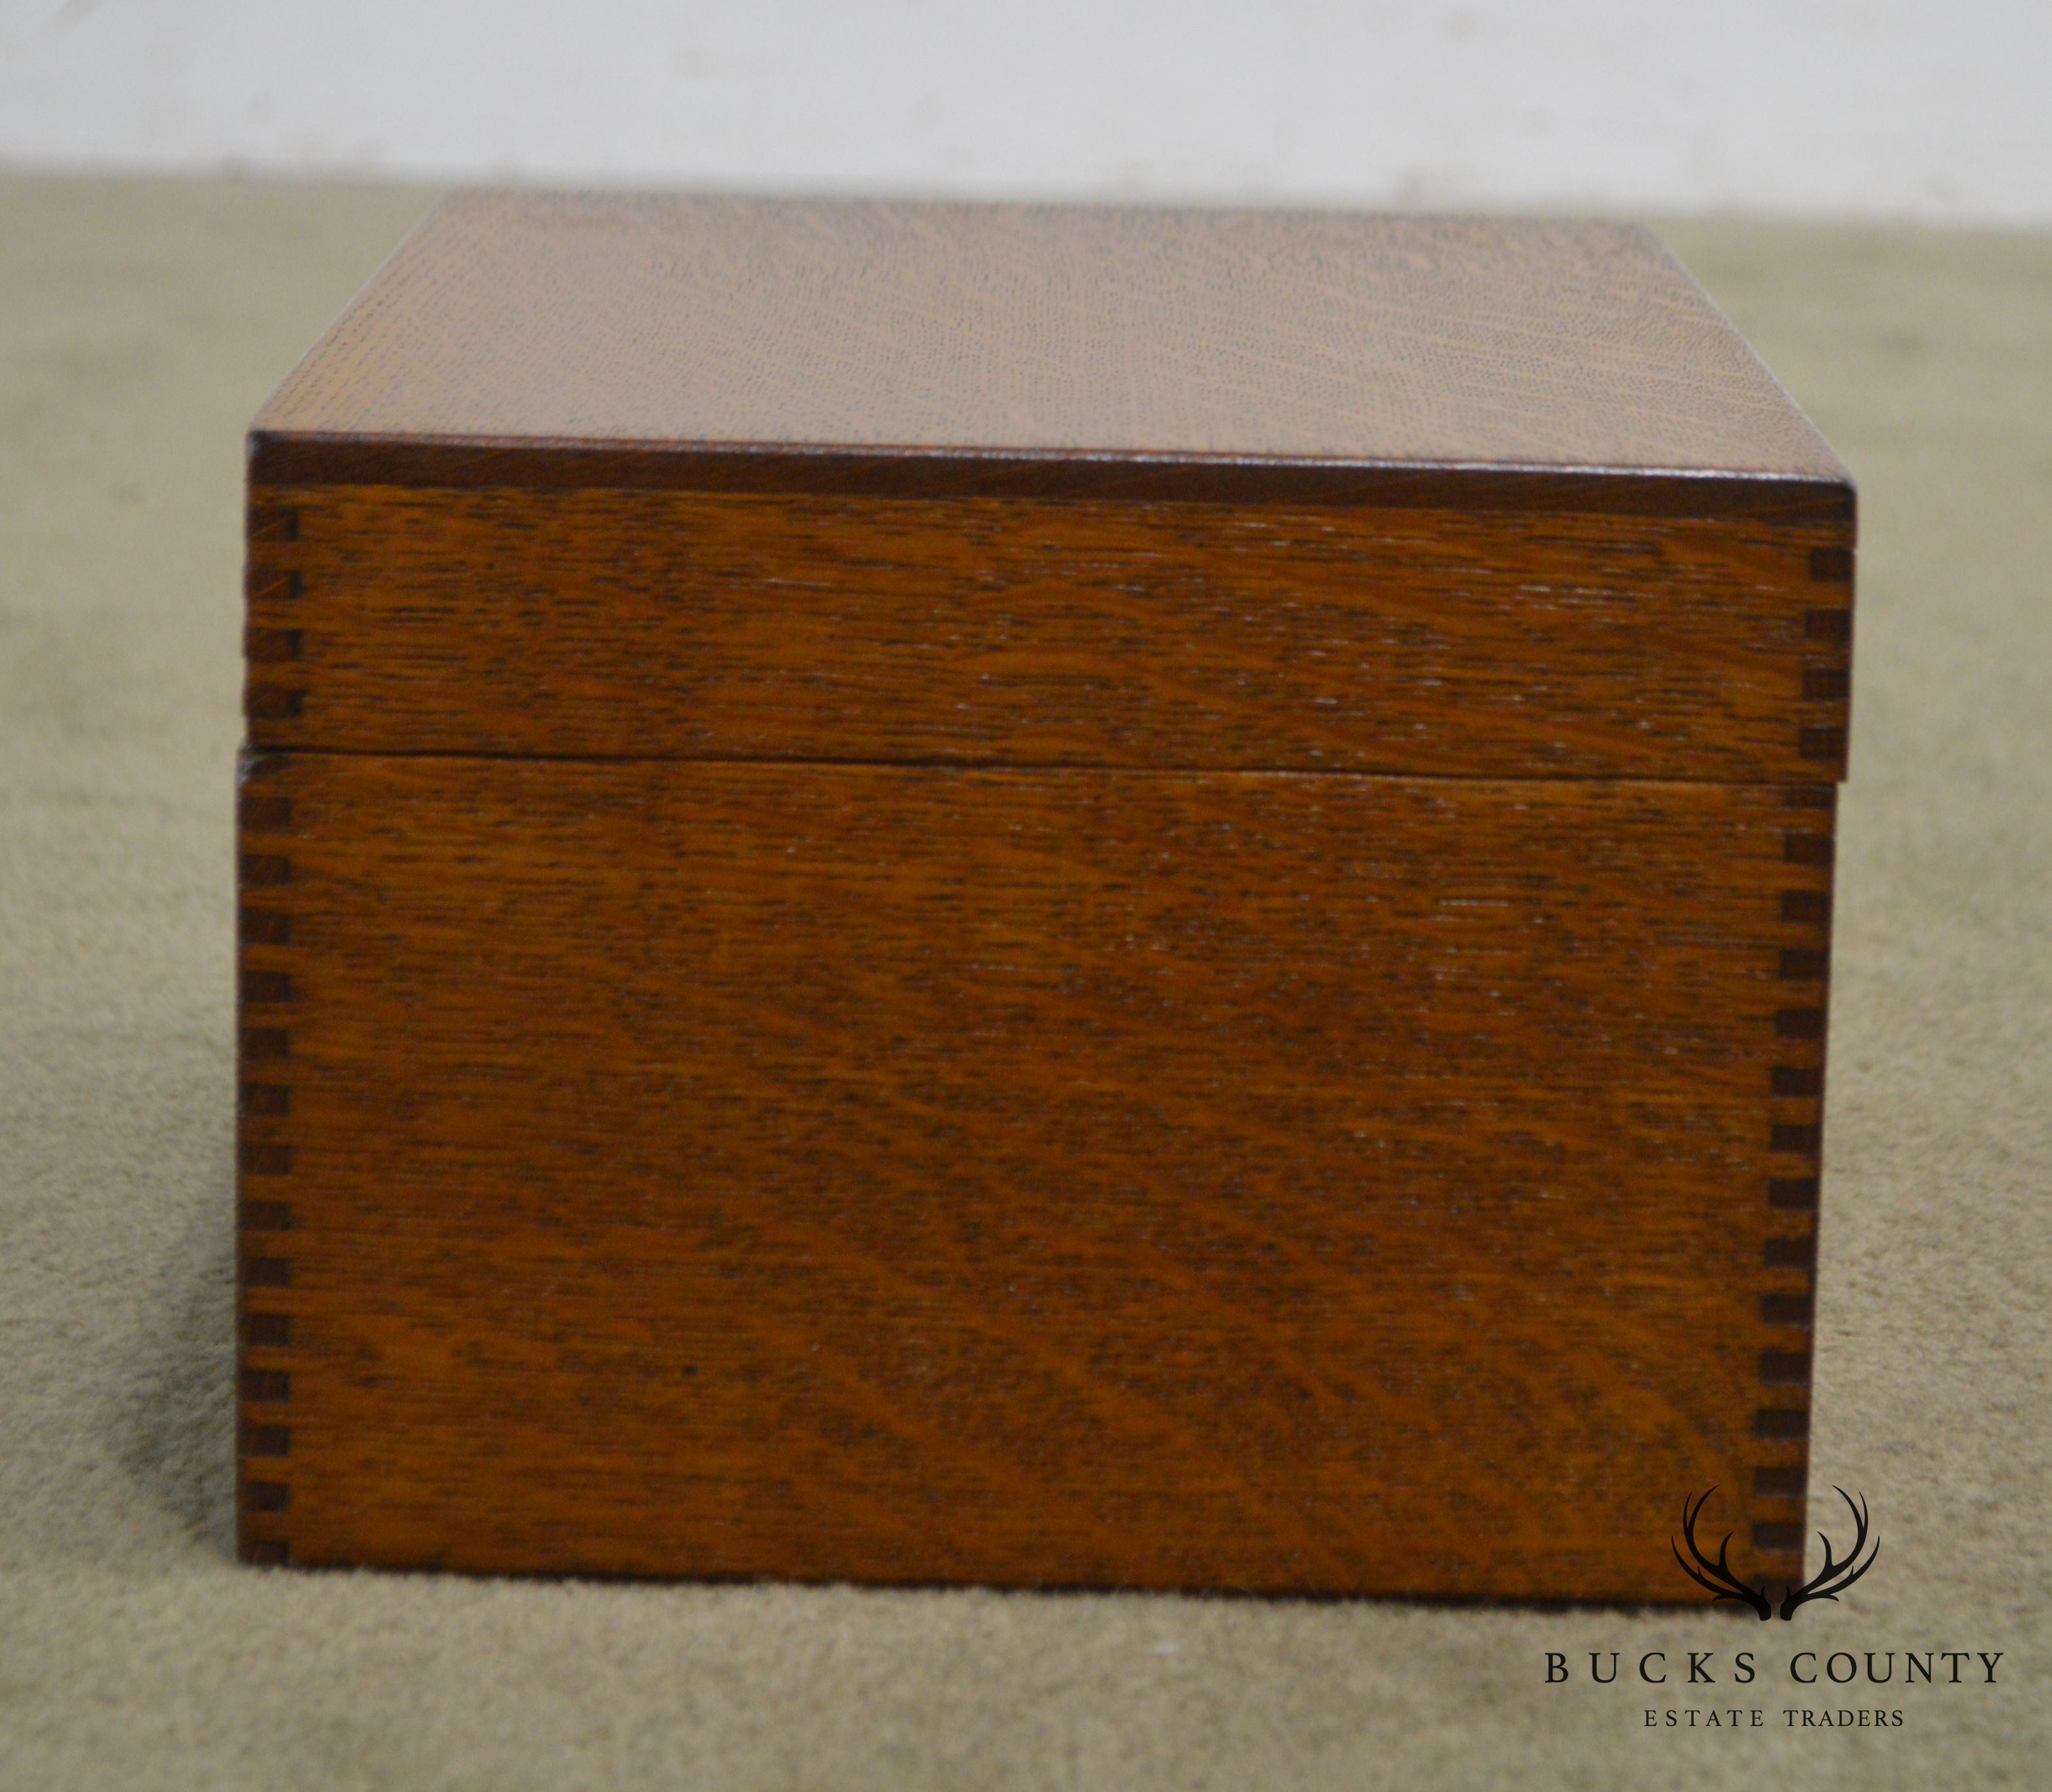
top-left (1, 0), bottom-right (2046, 224)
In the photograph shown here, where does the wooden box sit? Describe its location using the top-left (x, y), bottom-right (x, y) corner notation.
top-left (237, 195), bottom-right (1853, 1600)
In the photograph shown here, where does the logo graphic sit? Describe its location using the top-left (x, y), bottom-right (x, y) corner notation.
top-left (1673, 1485), bottom-right (1879, 1621)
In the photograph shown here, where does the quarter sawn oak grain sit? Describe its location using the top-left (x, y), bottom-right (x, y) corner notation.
top-left (237, 194), bottom-right (1851, 1598)
top-left (251, 195), bottom-right (1850, 511)
top-left (239, 756), bottom-right (1828, 1597)
top-left (243, 485), bottom-right (1849, 780)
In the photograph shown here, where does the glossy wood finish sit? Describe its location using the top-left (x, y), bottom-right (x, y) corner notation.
top-left (238, 755), bottom-right (1831, 1596)
top-left (243, 486), bottom-right (1851, 779)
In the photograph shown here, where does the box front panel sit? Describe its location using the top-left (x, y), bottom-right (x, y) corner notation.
top-left (237, 757), bottom-right (1828, 1598)
top-left (241, 484), bottom-right (1853, 782)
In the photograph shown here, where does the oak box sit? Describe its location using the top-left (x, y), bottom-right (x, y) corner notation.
top-left (237, 194), bottom-right (1853, 1600)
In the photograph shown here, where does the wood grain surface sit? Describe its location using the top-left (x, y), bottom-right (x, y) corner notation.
top-left (249, 195), bottom-right (1851, 518)
top-left (235, 195), bottom-right (1850, 1598)
top-left (242, 485), bottom-right (1853, 780)
top-left (237, 754), bottom-right (1830, 1597)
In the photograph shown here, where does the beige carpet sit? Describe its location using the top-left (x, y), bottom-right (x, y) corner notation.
top-left (1, 175), bottom-right (2046, 1790)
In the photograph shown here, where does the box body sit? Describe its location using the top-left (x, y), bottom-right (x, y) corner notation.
top-left (238, 197), bottom-right (1853, 1598)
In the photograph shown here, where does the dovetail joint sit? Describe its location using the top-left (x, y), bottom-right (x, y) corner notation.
top-left (1796, 544), bottom-right (1853, 769)
top-left (237, 780), bottom-right (297, 1568)
top-left (1757, 802), bottom-right (1835, 1565)
top-left (245, 505), bottom-right (306, 734)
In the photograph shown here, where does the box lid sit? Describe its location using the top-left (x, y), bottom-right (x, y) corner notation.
top-left (246, 194), bottom-right (1854, 779)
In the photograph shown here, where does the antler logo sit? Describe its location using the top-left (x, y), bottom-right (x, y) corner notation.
top-left (1672, 1486), bottom-right (1879, 1621)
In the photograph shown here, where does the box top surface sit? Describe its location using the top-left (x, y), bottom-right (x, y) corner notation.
top-left (253, 193), bottom-right (1849, 516)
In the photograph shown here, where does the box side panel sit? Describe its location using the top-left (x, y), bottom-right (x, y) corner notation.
top-left (236, 756), bottom-right (1830, 1598)
top-left (241, 486), bottom-right (1853, 781)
